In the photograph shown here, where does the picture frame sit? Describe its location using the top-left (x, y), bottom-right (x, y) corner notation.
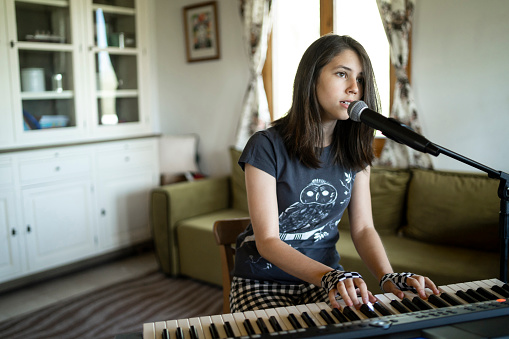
top-left (183, 1), bottom-right (220, 62)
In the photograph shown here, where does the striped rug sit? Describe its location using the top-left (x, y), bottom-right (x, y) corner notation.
top-left (0, 271), bottom-right (223, 339)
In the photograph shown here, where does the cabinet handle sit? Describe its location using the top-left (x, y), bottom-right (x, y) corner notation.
top-left (55, 166), bottom-right (61, 172)
top-left (125, 156), bottom-right (130, 162)
top-left (11, 228), bottom-right (16, 236)
top-left (27, 225), bottom-right (31, 233)
top-left (101, 209), bottom-right (106, 216)
top-left (10, 40), bottom-right (14, 48)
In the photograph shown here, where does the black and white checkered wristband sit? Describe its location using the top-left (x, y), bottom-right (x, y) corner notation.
top-left (321, 270), bottom-right (363, 293)
top-left (379, 272), bottom-right (416, 292)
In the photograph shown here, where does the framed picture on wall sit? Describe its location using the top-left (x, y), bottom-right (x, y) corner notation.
top-left (183, 1), bottom-right (220, 62)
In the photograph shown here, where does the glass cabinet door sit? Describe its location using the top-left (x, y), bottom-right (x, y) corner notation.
top-left (91, 0), bottom-right (139, 126)
top-left (11, 0), bottom-right (78, 132)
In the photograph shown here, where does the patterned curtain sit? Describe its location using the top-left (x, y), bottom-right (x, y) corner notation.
top-left (375, 0), bottom-right (433, 168)
top-left (234, 0), bottom-right (273, 150)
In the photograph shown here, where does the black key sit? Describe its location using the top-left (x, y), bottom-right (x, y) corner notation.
top-left (492, 285), bottom-right (509, 298)
top-left (269, 316), bottom-right (283, 332)
top-left (224, 321), bottom-right (235, 338)
top-left (189, 325), bottom-right (199, 339)
top-left (209, 323), bottom-right (220, 339)
top-left (390, 299), bottom-right (410, 313)
top-left (412, 297), bottom-right (433, 310)
top-left (466, 289), bottom-right (489, 302)
top-left (373, 301), bottom-right (393, 316)
top-left (503, 283), bottom-right (509, 293)
top-left (477, 287), bottom-right (498, 300)
top-left (456, 290), bottom-right (477, 303)
top-left (331, 308), bottom-right (349, 323)
top-left (243, 319), bottom-right (256, 336)
top-left (176, 327), bottom-right (184, 339)
top-left (319, 309), bottom-right (336, 325)
top-left (428, 294), bottom-right (450, 308)
top-left (301, 312), bottom-right (316, 327)
top-left (342, 306), bottom-right (361, 321)
top-left (401, 297), bottom-right (420, 312)
top-left (440, 292), bottom-right (461, 306)
top-left (287, 313), bottom-right (302, 329)
top-left (162, 328), bottom-right (170, 339)
top-left (360, 304), bottom-right (379, 318)
top-left (256, 317), bottom-right (270, 334)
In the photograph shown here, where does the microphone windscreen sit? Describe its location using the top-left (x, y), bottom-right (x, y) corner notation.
top-left (347, 100), bottom-right (368, 122)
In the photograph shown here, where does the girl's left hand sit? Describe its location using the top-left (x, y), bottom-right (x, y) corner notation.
top-left (380, 273), bottom-right (440, 299)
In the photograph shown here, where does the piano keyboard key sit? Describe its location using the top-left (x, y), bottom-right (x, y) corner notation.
top-left (143, 278), bottom-right (509, 339)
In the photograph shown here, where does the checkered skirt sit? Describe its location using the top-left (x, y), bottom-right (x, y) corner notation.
top-left (229, 276), bottom-right (330, 313)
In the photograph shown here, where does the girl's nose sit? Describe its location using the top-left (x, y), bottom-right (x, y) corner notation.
top-left (347, 79), bottom-right (359, 94)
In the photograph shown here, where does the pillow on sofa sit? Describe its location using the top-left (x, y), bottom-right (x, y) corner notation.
top-left (338, 167), bottom-right (410, 235)
top-left (230, 147), bottom-right (249, 212)
top-left (402, 168), bottom-right (499, 252)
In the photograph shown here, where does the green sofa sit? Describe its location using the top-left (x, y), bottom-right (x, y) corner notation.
top-left (150, 148), bottom-right (504, 290)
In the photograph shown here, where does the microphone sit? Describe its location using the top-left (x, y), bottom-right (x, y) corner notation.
top-left (347, 100), bottom-right (439, 156)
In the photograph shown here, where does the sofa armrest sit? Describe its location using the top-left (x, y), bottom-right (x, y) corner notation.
top-left (150, 176), bottom-right (231, 276)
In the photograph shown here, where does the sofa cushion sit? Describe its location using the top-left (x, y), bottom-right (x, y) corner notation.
top-left (336, 230), bottom-right (500, 290)
top-left (177, 208), bottom-right (249, 286)
top-left (230, 147), bottom-right (249, 212)
top-left (338, 167), bottom-right (410, 235)
top-left (402, 168), bottom-right (500, 252)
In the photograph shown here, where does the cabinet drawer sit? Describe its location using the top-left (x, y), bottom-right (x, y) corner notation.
top-left (0, 157), bottom-right (14, 186)
top-left (96, 141), bottom-right (156, 171)
top-left (19, 153), bottom-right (92, 185)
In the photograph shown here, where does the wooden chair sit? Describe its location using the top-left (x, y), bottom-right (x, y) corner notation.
top-left (213, 217), bottom-right (251, 314)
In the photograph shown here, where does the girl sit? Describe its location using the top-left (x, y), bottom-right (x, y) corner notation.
top-left (231, 34), bottom-right (439, 313)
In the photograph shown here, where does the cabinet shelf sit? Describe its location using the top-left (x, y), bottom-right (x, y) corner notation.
top-left (21, 90), bottom-right (73, 100)
top-left (16, 41), bottom-right (74, 51)
top-left (92, 4), bottom-right (135, 16)
top-left (16, 0), bottom-right (69, 8)
top-left (96, 89), bottom-right (137, 98)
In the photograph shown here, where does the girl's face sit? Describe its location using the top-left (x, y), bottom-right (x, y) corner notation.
top-left (316, 49), bottom-right (364, 123)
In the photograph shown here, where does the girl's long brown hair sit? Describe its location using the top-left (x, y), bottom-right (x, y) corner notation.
top-left (272, 34), bottom-right (380, 172)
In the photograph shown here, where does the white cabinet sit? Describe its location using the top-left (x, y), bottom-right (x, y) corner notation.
top-left (95, 139), bottom-right (158, 251)
top-left (1, 0), bottom-right (151, 149)
top-left (0, 137), bottom-right (159, 285)
top-left (22, 180), bottom-right (96, 272)
top-left (0, 156), bottom-right (23, 282)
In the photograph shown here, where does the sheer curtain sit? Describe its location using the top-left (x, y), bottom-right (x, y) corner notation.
top-left (234, 0), bottom-right (273, 150)
top-left (375, 0), bottom-right (433, 168)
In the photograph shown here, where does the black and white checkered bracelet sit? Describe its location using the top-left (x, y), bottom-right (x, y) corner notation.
top-left (379, 272), bottom-right (416, 292)
top-left (321, 270), bottom-right (363, 293)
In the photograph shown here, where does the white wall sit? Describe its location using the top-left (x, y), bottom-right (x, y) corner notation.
top-left (151, 0), bottom-right (249, 176)
top-left (412, 0), bottom-right (509, 173)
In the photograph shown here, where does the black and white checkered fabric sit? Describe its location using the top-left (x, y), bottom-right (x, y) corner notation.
top-left (379, 272), bottom-right (416, 292)
top-left (230, 276), bottom-right (329, 313)
top-left (320, 270), bottom-right (363, 293)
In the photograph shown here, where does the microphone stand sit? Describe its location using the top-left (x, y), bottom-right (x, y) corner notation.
top-left (426, 143), bottom-right (509, 283)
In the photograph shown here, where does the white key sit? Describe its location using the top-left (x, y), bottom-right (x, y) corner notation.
top-left (143, 323), bottom-right (156, 339)
top-left (438, 285), bottom-right (467, 305)
top-left (336, 298), bottom-right (368, 320)
top-left (198, 316), bottom-right (213, 339)
top-left (210, 315), bottom-right (227, 338)
top-left (480, 279), bottom-right (508, 298)
top-left (254, 309), bottom-right (273, 333)
top-left (274, 306), bottom-right (296, 330)
top-left (232, 312), bottom-right (249, 337)
top-left (165, 320), bottom-right (179, 339)
top-left (294, 304), bottom-right (322, 326)
top-left (243, 310), bottom-right (262, 334)
top-left (285, 305), bottom-right (309, 328)
top-left (188, 317), bottom-right (205, 339)
top-left (221, 313), bottom-right (242, 337)
top-left (304, 303), bottom-right (329, 326)
top-left (153, 321), bottom-right (167, 339)
top-left (374, 294), bottom-right (400, 314)
top-left (264, 307), bottom-right (289, 331)
top-left (401, 290), bottom-right (437, 309)
top-left (177, 319), bottom-right (190, 339)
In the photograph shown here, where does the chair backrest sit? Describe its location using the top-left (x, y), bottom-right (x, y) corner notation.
top-left (213, 217), bottom-right (251, 314)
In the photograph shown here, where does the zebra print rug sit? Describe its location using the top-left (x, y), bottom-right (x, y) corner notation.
top-left (0, 271), bottom-right (223, 339)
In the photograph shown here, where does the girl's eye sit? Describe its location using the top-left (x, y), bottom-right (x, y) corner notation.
top-left (336, 72), bottom-right (346, 78)
top-left (357, 77), bottom-right (365, 84)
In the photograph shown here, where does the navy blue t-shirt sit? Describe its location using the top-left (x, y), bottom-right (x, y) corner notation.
top-left (233, 127), bottom-right (356, 284)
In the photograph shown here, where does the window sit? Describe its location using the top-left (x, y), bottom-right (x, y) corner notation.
top-left (270, 0), bottom-right (390, 121)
